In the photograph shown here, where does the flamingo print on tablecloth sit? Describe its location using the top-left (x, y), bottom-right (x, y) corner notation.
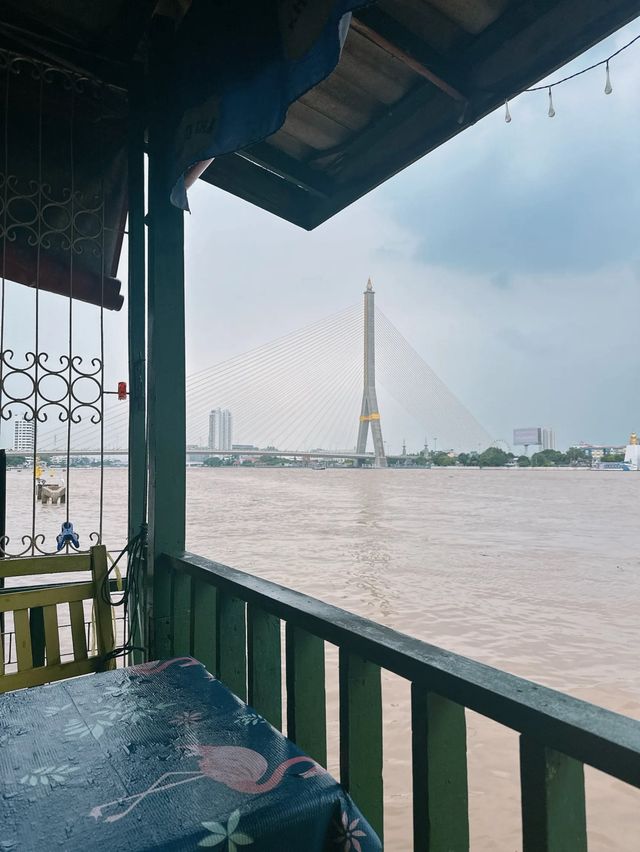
top-left (89, 744), bottom-right (325, 823)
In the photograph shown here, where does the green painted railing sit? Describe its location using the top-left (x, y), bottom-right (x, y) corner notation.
top-left (164, 552), bottom-right (640, 850)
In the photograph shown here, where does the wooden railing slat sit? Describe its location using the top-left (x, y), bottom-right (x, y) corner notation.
top-left (43, 604), bottom-right (60, 666)
top-left (14, 609), bottom-right (33, 671)
top-left (171, 570), bottom-right (192, 657)
top-left (520, 736), bottom-right (587, 852)
top-left (339, 650), bottom-right (383, 840)
top-left (192, 580), bottom-right (217, 676)
top-left (248, 606), bottom-right (282, 729)
top-left (69, 600), bottom-right (88, 661)
top-left (412, 684), bottom-right (469, 852)
top-left (91, 545), bottom-right (116, 668)
top-left (0, 554), bottom-right (91, 578)
top-left (0, 582), bottom-right (94, 613)
top-left (286, 624), bottom-right (326, 766)
top-left (218, 592), bottom-right (247, 700)
top-left (0, 658), bottom-right (100, 694)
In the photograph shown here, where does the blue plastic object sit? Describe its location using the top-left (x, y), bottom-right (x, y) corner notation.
top-left (56, 520), bottom-right (80, 551)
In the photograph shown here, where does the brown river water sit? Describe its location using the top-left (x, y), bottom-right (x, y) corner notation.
top-left (4, 467), bottom-right (640, 850)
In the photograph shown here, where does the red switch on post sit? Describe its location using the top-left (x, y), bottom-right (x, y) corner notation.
top-left (117, 381), bottom-right (127, 400)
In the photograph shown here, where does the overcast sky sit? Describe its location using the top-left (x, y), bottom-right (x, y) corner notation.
top-left (3, 21), bottom-right (639, 455)
top-left (181, 21), bottom-right (640, 452)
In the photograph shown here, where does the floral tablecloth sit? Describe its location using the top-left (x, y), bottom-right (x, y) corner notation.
top-left (0, 657), bottom-right (381, 851)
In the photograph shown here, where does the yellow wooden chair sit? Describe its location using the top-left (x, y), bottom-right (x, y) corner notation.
top-left (0, 545), bottom-right (115, 692)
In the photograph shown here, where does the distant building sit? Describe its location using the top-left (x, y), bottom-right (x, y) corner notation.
top-left (576, 442), bottom-right (625, 460)
top-left (232, 444), bottom-right (258, 451)
top-left (541, 427), bottom-right (555, 450)
top-left (13, 417), bottom-right (34, 453)
top-left (208, 408), bottom-right (232, 451)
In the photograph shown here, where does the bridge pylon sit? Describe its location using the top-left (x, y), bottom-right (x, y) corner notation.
top-left (356, 278), bottom-right (387, 468)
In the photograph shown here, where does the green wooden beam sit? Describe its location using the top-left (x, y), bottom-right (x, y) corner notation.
top-left (339, 650), bottom-right (384, 841)
top-left (286, 625), bottom-right (326, 766)
top-left (147, 14), bottom-right (186, 660)
top-left (520, 737), bottom-right (587, 852)
top-left (247, 606), bottom-right (282, 729)
top-left (127, 68), bottom-right (147, 664)
top-left (412, 685), bottom-right (469, 852)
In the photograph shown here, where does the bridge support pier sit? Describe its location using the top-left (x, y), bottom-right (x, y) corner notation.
top-left (356, 279), bottom-right (386, 468)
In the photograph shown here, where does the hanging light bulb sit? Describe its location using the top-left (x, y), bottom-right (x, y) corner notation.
top-left (504, 100), bottom-right (512, 123)
top-left (605, 61), bottom-right (613, 94)
top-left (547, 87), bottom-right (556, 118)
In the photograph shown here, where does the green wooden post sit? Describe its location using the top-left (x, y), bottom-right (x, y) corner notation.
top-left (411, 684), bottom-right (469, 852)
top-left (520, 736), bottom-right (587, 852)
top-left (171, 571), bottom-right (192, 657)
top-left (286, 624), bottom-right (326, 766)
top-left (147, 14), bottom-right (186, 660)
top-left (339, 649), bottom-right (383, 841)
top-left (218, 592), bottom-right (247, 700)
top-left (127, 68), bottom-right (147, 664)
top-left (192, 580), bottom-right (217, 675)
top-left (247, 606), bottom-right (282, 729)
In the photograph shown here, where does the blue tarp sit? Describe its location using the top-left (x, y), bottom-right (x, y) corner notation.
top-left (169, 0), bottom-right (368, 209)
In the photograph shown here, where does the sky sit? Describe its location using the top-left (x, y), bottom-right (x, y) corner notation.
top-left (181, 20), bottom-right (640, 452)
top-left (3, 20), bottom-right (640, 454)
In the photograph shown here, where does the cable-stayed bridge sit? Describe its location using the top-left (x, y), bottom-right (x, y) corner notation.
top-left (36, 282), bottom-right (493, 461)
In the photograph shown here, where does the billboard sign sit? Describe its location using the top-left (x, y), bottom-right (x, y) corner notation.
top-left (513, 427), bottom-right (542, 446)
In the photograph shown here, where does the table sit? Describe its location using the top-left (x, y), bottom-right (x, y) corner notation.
top-left (0, 657), bottom-right (381, 851)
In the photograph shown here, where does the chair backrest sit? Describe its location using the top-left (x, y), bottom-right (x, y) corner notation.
top-left (0, 545), bottom-right (115, 692)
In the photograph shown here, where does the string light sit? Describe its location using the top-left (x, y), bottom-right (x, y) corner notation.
top-left (547, 87), bottom-right (556, 117)
top-left (503, 31), bottom-right (640, 121)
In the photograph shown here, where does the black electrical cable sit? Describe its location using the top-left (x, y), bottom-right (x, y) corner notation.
top-left (524, 33), bottom-right (640, 92)
top-left (100, 522), bottom-right (147, 663)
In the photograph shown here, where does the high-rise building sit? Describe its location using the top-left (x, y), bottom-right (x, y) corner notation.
top-left (13, 417), bottom-right (35, 453)
top-left (541, 427), bottom-right (555, 450)
top-left (208, 408), bottom-right (232, 451)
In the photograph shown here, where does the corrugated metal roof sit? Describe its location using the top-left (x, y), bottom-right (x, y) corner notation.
top-left (200, 0), bottom-right (640, 228)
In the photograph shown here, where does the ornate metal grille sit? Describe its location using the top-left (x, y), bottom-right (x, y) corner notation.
top-left (0, 49), bottom-right (128, 556)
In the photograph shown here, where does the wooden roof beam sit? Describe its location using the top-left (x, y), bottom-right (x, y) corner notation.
top-left (236, 142), bottom-right (334, 199)
top-left (350, 9), bottom-right (468, 103)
